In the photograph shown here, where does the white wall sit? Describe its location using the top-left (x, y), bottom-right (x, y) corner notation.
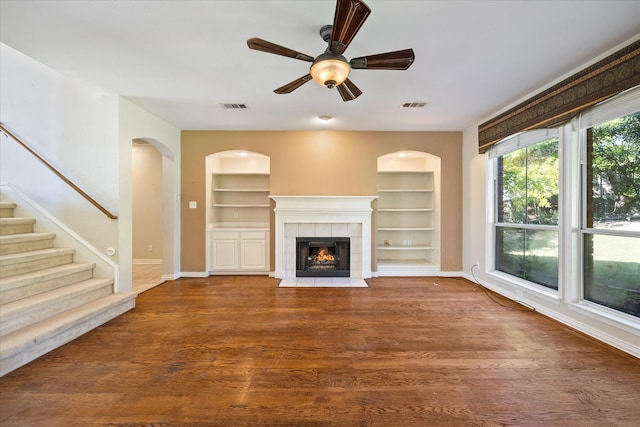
top-left (118, 98), bottom-right (181, 290)
top-left (0, 43), bottom-right (120, 273)
top-left (1, 43), bottom-right (181, 292)
top-left (462, 126), bottom-right (487, 274)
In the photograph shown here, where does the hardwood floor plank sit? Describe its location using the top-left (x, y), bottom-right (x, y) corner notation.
top-left (1, 276), bottom-right (639, 426)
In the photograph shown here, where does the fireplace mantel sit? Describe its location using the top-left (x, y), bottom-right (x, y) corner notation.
top-left (270, 196), bottom-right (377, 279)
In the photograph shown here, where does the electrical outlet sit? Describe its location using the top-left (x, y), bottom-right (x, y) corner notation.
top-left (148, 244), bottom-right (153, 252)
top-left (233, 212), bottom-right (239, 219)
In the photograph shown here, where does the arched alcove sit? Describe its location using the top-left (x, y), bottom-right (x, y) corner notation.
top-left (205, 150), bottom-right (271, 274)
top-left (376, 151), bottom-right (441, 276)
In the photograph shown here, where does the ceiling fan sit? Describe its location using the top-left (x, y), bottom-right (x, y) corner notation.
top-left (247, 0), bottom-right (415, 102)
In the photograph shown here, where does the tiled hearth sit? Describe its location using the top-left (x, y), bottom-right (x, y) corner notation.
top-left (270, 196), bottom-right (377, 285)
top-left (278, 277), bottom-right (368, 287)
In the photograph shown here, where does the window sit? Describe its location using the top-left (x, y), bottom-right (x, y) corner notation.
top-left (582, 109), bottom-right (640, 317)
top-left (492, 131), bottom-right (559, 290)
top-left (487, 87), bottom-right (640, 321)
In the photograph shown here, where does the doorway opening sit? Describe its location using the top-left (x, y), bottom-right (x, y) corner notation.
top-left (132, 139), bottom-right (165, 293)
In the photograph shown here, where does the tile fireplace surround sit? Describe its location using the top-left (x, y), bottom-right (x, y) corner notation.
top-left (270, 196), bottom-right (377, 280)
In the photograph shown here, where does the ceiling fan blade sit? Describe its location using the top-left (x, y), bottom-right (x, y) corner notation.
top-left (329, 0), bottom-right (371, 55)
top-left (350, 49), bottom-right (415, 70)
top-left (247, 37), bottom-right (315, 62)
top-left (336, 78), bottom-right (362, 101)
top-left (274, 74), bottom-right (314, 94)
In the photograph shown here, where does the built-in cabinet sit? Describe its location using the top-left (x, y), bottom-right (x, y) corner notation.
top-left (208, 228), bottom-right (269, 273)
top-left (377, 152), bottom-right (440, 276)
top-left (206, 151), bottom-right (270, 274)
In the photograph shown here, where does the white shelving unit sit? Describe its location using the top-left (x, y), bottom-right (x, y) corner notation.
top-left (206, 151), bottom-right (270, 274)
top-left (211, 173), bottom-right (270, 224)
top-left (376, 152), bottom-right (440, 276)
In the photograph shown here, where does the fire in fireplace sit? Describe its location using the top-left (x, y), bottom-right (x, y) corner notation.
top-left (296, 237), bottom-right (350, 277)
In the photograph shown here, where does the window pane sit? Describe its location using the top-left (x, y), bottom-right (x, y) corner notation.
top-left (584, 234), bottom-right (640, 317)
top-left (499, 138), bottom-right (558, 225)
top-left (496, 226), bottom-right (524, 277)
top-left (524, 229), bottom-right (559, 289)
top-left (496, 226), bottom-right (558, 290)
top-left (526, 139), bottom-right (559, 225)
top-left (588, 112), bottom-right (640, 231)
top-left (500, 149), bottom-right (527, 223)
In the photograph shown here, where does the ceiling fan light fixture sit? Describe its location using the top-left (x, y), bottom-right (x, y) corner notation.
top-left (310, 52), bottom-right (351, 89)
top-left (247, 0), bottom-right (414, 101)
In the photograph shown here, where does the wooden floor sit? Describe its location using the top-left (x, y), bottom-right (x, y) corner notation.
top-left (132, 263), bottom-right (164, 294)
top-left (1, 276), bottom-right (639, 426)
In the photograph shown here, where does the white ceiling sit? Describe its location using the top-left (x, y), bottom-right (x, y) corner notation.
top-left (1, 0), bottom-right (639, 132)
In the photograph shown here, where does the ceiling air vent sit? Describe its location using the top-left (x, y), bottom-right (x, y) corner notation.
top-left (221, 103), bottom-right (248, 109)
top-left (402, 102), bottom-right (427, 108)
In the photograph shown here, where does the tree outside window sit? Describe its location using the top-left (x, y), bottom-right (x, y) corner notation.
top-left (584, 112), bottom-right (640, 317)
top-left (496, 138), bottom-right (559, 289)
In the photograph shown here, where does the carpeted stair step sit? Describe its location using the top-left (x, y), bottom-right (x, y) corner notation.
top-left (0, 232), bottom-right (56, 255)
top-left (0, 202), bottom-right (16, 218)
top-left (0, 291), bottom-right (136, 376)
top-left (0, 262), bottom-right (96, 305)
top-left (0, 277), bottom-right (114, 337)
top-left (0, 217), bottom-right (36, 235)
top-left (0, 247), bottom-right (75, 277)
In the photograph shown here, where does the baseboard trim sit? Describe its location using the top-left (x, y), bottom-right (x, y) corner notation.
top-left (132, 259), bottom-right (162, 265)
top-left (180, 272), bottom-right (209, 278)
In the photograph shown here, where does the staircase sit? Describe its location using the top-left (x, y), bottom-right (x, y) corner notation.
top-left (0, 201), bottom-right (136, 376)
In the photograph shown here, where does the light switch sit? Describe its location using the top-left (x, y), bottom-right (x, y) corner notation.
top-left (189, 201), bottom-right (197, 209)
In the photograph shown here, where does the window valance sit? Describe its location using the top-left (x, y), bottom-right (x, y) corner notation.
top-left (478, 39), bottom-right (640, 154)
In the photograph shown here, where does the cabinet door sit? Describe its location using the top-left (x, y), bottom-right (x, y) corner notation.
top-left (240, 239), bottom-right (266, 270)
top-left (211, 239), bottom-right (239, 270)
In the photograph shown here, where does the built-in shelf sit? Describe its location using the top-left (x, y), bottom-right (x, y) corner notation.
top-left (206, 152), bottom-right (271, 274)
top-left (376, 260), bottom-right (440, 276)
top-left (377, 166), bottom-right (438, 275)
top-left (378, 227), bottom-right (434, 231)
top-left (377, 259), bottom-right (439, 266)
top-left (378, 245), bottom-right (433, 250)
top-left (211, 172), bottom-right (270, 224)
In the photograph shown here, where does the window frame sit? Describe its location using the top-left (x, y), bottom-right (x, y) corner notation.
top-left (577, 87), bottom-right (640, 319)
top-left (485, 86), bottom-right (640, 325)
top-left (488, 129), bottom-right (562, 294)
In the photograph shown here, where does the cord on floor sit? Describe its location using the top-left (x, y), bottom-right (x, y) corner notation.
top-left (470, 264), bottom-right (536, 312)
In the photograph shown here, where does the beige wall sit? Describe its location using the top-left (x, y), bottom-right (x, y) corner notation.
top-left (181, 130), bottom-right (462, 273)
top-left (132, 143), bottom-right (163, 260)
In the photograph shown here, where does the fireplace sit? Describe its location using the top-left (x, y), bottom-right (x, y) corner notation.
top-left (270, 196), bottom-right (377, 279)
top-left (296, 237), bottom-right (350, 277)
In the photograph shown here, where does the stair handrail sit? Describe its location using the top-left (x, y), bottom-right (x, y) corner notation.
top-left (0, 123), bottom-right (118, 220)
